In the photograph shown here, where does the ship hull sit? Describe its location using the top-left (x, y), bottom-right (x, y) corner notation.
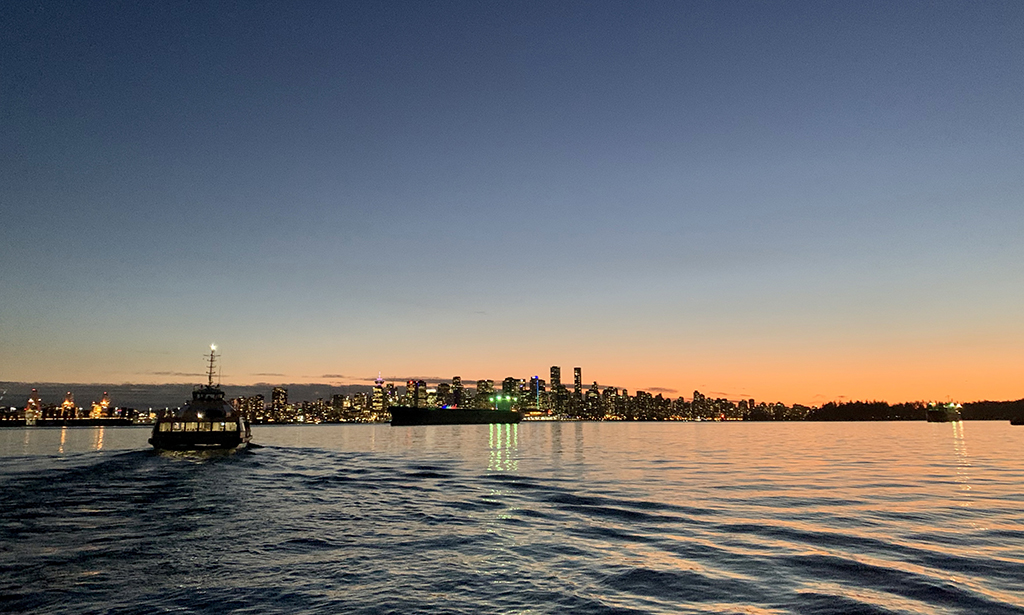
top-left (390, 406), bottom-right (522, 426)
top-left (926, 409), bottom-right (962, 422)
top-left (149, 431), bottom-right (250, 451)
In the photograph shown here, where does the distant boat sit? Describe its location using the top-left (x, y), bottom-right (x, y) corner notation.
top-left (926, 402), bottom-right (962, 423)
top-left (149, 346), bottom-right (251, 450)
top-left (390, 405), bottom-right (522, 426)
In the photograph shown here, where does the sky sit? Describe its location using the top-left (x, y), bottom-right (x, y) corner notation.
top-left (2, 1), bottom-right (1023, 405)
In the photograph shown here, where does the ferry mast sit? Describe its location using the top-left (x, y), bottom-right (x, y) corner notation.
top-left (207, 344), bottom-right (219, 387)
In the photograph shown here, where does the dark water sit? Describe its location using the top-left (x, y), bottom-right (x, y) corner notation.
top-left (2, 422), bottom-right (1022, 614)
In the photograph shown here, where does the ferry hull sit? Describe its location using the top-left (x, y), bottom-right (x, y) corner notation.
top-left (926, 408), bottom-right (962, 422)
top-left (149, 431), bottom-right (250, 450)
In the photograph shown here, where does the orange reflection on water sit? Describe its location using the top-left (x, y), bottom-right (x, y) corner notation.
top-left (952, 421), bottom-right (972, 507)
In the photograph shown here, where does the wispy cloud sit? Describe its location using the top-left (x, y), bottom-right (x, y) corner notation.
top-left (148, 371), bottom-right (204, 377)
top-left (356, 375), bottom-right (450, 383)
top-left (252, 372), bottom-right (286, 377)
top-left (646, 386), bottom-right (678, 394)
top-left (321, 374), bottom-right (346, 379)
top-left (707, 391), bottom-right (755, 400)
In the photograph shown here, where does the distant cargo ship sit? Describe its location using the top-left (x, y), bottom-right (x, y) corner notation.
top-left (926, 402), bottom-right (962, 423)
top-left (390, 406), bottom-right (522, 426)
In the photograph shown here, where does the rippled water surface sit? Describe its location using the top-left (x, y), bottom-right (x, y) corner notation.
top-left (2, 422), bottom-right (1023, 614)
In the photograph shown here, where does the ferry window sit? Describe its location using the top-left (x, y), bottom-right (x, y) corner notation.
top-left (185, 422), bottom-right (198, 432)
top-left (226, 422), bottom-right (238, 431)
top-left (212, 422), bottom-right (224, 432)
top-left (159, 423), bottom-right (171, 432)
top-left (172, 422), bottom-right (183, 431)
top-left (199, 422), bottom-right (212, 431)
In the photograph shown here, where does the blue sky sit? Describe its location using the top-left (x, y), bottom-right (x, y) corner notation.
top-left (3, 1), bottom-right (1023, 403)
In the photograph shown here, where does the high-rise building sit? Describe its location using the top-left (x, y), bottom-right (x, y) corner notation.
top-left (451, 376), bottom-right (464, 407)
top-left (435, 382), bottom-right (451, 407)
top-left (550, 366), bottom-right (561, 390)
top-left (573, 367), bottom-right (582, 396)
top-left (372, 374), bottom-right (385, 415)
top-left (272, 387), bottom-right (288, 421)
top-left (406, 380), bottom-right (428, 407)
top-left (586, 382), bottom-right (601, 419)
top-left (250, 394), bottom-right (265, 421)
top-left (523, 376), bottom-right (546, 410)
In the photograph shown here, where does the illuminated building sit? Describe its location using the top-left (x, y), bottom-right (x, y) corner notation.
top-left (585, 382), bottom-right (601, 419)
top-left (470, 379), bottom-right (495, 409)
top-left (451, 376), bottom-right (464, 407)
top-left (251, 394), bottom-right (265, 421)
top-left (435, 382), bottom-right (451, 407)
top-left (523, 376), bottom-right (545, 410)
top-left (406, 380), bottom-right (428, 408)
top-left (501, 377), bottom-right (519, 406)
top-left (372, 374), bottom-right (385, 414)
top-left (271, 387), bottom-right (288, 421)
top-left (573, 367), bottom-right (582, 397)
top-left (415, 380), bottom-right (427, 407)
top-left (550, 366), bottom-right (566, 415)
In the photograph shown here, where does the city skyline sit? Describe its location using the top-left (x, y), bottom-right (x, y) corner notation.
top-left (3, 2), bottom-right (1023, 406)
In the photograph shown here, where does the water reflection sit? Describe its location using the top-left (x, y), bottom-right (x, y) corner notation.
top-left (488, 423), bottom-right (518, 472)
top-left (2, 426), bottom-right (143, 456)
top-left (952, 421), bottom-right (972, 506)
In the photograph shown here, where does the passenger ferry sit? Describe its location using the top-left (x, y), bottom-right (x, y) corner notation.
top-left (149, 346), bottom-right (251, 450)
top-left (926, 402), bottom-right (962, 423)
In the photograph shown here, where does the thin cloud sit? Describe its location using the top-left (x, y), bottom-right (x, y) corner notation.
top-left (252, 372), bottom-right (286, 377)
top-left (646, 386), bottom-right (678, 394)
top-left (357, 376), bottom-right (453, 384)
top-left (321, 374), bottom-right (347, 379)
top-left (148, 371), bottom-right (204, 377)
top-left (708, 391), bottom-right (752, 400)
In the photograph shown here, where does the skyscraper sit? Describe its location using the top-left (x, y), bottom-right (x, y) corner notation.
top-left (451, 376), bottom-right (464, 407)
top-left (550, 366), bottom-right (561, 390)
top-left (371, 375), bottom-right (385, 415)
top-left (502, 377), bottom-right (518, 397)
top-left (406, 380), bottom-right (428, 407)
top-left (573, 367), bottom-right (582, 397)
top-left (435, 382), bottom-right (451, 407)
top-left (272, 387), bottom-right (288, 421)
